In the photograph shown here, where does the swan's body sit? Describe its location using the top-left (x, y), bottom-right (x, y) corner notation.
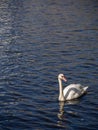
top-left (58, 74), bottom-right (88, 101)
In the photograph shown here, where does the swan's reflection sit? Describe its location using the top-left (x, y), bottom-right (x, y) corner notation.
top-left (65, 99), bottom-right (79, 105)
top-left (58, 101), bottom-right (65, 120)
top-left (58, 99), bottom-right (79, 120)
top-left (57, 99), bottom-right (79, 128)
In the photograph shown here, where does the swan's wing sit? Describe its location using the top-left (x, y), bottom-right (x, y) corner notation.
top-left (64, 84), bottom-right (82, 91)
top-left (63, 84), bottom-right (85, 100)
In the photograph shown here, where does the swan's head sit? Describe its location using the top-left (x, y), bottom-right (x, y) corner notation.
top-left (58, 74), bottom-right (67, 82)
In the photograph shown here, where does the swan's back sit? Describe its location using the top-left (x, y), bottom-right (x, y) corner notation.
top-left (63, 84), bottom-right (88, 100)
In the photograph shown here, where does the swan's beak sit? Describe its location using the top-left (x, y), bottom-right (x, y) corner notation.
top-left (62, 76), bottom-right (67, 82)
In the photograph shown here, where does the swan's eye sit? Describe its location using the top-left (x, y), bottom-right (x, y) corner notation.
top-left (61, 75), bottom-right (64, 78)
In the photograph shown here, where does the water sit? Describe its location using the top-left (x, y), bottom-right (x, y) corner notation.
top-left (0, 0), bottom-right (98, 129)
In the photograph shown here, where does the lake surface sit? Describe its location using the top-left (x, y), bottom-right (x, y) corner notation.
top-left (0, 0), bottom-right (98, 130)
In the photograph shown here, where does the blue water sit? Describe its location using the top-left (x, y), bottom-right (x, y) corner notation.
top-left (0, 0), bottom-right (98, 130)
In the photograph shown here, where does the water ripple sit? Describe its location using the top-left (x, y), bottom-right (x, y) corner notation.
top-left (0, 0), bottom-right (98, 130)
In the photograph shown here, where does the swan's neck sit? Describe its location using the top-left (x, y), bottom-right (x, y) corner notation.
top-left (58, 79), bottom-right (64, 101)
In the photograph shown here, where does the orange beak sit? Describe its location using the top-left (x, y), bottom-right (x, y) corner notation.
top-left (62, 76), bottom-right (67, 82)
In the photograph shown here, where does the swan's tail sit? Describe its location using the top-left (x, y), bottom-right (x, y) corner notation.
top-left (83, 86), bottom-right (88, 92)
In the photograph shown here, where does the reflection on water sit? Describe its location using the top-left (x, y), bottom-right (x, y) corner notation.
top-left (57, 100), bottom-right (80, 129)
top-left (58, 99), bottom-right (79, 120)
top-left (58, 102), bottom-right (65, 120)
top-left (0, 0), bottom-right (98, 130)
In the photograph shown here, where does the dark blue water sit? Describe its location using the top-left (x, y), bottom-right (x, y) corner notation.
top-left (0, 0), bottom-right (98, 129)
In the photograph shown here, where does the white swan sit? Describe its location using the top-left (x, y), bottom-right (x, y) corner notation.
top-left (58, 74), bottom-right (88, 101)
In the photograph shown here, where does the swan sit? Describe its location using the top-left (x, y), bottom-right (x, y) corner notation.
top-left (58, 74), bottom-right (88, 101)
